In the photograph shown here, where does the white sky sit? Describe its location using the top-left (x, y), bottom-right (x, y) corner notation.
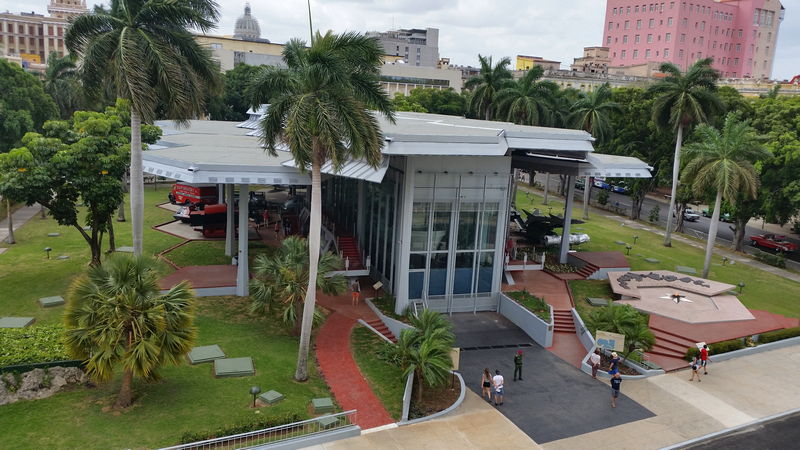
top-left (2, 0), bottom-right (797, 80)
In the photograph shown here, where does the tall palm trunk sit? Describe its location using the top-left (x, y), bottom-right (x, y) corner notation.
top-left (664, 124), bottom-right (684, 247)
top-left (130, 111), bottom-right (144, 256)
top-left (116, 368), bottom-right (133, 408)
top-left (582, 176), bottom-right (591, 220)
top-left (702, 190), bottom-right (723, 278)
top-left (118, 171), bottom-right (127, 222)
top-left (5, 198), bottom-right (15, 244)
top-left (295, 147), bottom-right (322, 382)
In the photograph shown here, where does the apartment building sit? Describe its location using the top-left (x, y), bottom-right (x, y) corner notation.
top-left (603, 0), bottom-right (784, 78)
top-left (366, 28), bottom-right (440, 67)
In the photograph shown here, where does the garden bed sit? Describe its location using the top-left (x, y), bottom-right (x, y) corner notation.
top-left (350, 326), bottom-right (404, 420)
top-left (408, 379), bottom-right (461, 420)
top-left (370, 295), bottom-right (411, 324)
top-left (598, 352), bottom-right (640, 376)
top-left (505, 290), bottom-right (551, 322)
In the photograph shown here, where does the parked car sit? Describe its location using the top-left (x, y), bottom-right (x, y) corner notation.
top-left (749, 234), bottom-right (798, 252)
top-left (593, 178), bottom-right (611, 190)
top-left (574, 178), bottom-right (586, 190)
top-left (611, 182), bottom-right (629, 194)
top-left (683, 208), bottom-right (700, 222)
top-left (701, 208), bottom-right (732, 222)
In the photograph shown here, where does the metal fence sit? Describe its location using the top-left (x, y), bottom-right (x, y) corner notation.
top-left (160, 410), bottom-right (357, 450)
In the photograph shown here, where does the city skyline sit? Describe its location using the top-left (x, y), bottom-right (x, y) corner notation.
top-left (1, 0), bottom-right (797, 80)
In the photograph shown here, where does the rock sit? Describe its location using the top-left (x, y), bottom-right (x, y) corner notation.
top-left (19, 368), bottom-right (46, 392)
top-left (2, 373), bottom-right (17, 390)
top-left (0, 378), bottom-right (10, 406)
top-left (0, 366), bottom-right (87, 404)
top-left (63, 367), bottom-right (86, 384)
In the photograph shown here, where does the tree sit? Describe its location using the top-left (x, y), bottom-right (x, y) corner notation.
top-left (4, 197), bottom-right (14, 244)
top-left (0, 59), bottom-right (58, 152)
top-left (495, 65), bottom-right (559, 126)
top-left (682, 114), bottom-right (770, 278)
top-left (0, 105), bottom-right (160, 265)
top-left (649, 58), bottom-right (722, 246)
top-left (391, 92), bottom-right (427, 113)
top-left (620, 321), bottom-right (655, 364)
top-left (64, 255), bottom-right (196, 408)
top-left (207, 63), bottom-right (265, 121)
top-left (465, 55), bottom-right (512, 120)
top-left (250, 236), bottom-right (347, 335)
top-left (249, 31), bottom-right (394, 381)
top-left (44, 52), bottom-right (82, 119)
top-left (585, 303), bottom-right (653, 362)
top-left (66, 0), bottom-right (221, 257)
top-left (569, 83), bottom-right (621, 143)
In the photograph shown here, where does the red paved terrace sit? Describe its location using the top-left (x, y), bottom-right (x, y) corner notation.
top-left (570, 251), bottom-right (630, 269)
top-left (158, 265), bottom-right (236, 290)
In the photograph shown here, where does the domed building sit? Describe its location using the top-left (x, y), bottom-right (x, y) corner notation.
top-left (233, 3), bottom-right (267, 42)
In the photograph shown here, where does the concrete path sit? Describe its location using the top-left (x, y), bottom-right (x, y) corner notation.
top-left (543, 344), bottom-right (800, 450)
top-left (304, 389), bottom-right (540, 449)
top-left (0, 203), bottom-right (41, 246)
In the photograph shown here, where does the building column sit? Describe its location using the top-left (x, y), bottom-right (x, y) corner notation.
top-left (394, 159), bottom-right (415, 315)
top-left (582, 176), bottom-right (591, 220)
top-left (217, 183), bottom-right (224, 204)
top-left (559, 175), bottom-right (575, 264)
top-left (225, 185), bottom-right (234, 257)
top-left (356, 180), bottom-right (365, 248)
top-left (235, 184), bottom-right (250, 297)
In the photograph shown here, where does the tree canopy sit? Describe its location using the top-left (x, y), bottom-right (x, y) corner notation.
top-left (208, 63), bottom-right (265, 121)
top-left (0, 59), bottom-right (59, 152)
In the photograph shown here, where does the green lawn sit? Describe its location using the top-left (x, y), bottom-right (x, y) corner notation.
top-left (0, 296), bottom-right (331, 449)
top-left (569, 280), bottom-right (615, 319)
top-left (505, 290), bottom-right (551, 322)
top-left (351, 326), bottom-right (405, 420)
top-left (516, 187), bottom-right (800, 318)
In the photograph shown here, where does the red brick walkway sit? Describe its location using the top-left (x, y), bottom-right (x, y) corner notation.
top-left (314, 282), bottom-right (394, 430)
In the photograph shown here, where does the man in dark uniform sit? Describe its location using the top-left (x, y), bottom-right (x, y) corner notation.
top-left (513, 350), bottom-right (524, 381)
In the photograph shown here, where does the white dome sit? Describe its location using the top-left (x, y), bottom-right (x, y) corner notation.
top-left (233, 3), bottom-right (261, 41)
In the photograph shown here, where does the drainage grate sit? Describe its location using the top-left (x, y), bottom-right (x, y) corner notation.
top-left (460, 343), bottom-right (533, 352)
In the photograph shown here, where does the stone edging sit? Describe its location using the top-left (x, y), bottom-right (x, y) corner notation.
top-left (398, 371), bottom-right (466, 426)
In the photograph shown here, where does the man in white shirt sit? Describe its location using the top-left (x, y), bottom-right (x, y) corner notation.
top-left (590, 349), bottom-right (602, 379)
top-left (492, 369), bottom-right (505, 406)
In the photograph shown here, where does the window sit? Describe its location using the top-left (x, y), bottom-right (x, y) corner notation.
top-left (682, 17), bottom-right (688, 27)
top-left (649, 18), bottom-right (655, 28)
top-left (623, 35), bottom-right (628, 43)
top-left (609, 21), bottom-right (613, 30)
top-left (627, 6), bottom-right (631, 14)
top-left (722, 57), bottom-right (726, 64)
top-left (768, 32), bottom-right (772, 41)
top-left (635, 34), bottom-right (641, 43)
top-left (697, 51), bottom-right (702, 58)
top-left (666, 32), bottom-right (671, 42)
top-left (738, 29), bottom-right (743, 38)
top-left (680, 33), bottom-right (685, 42)
top-left (210, 43), bottom-right (222, 50)
top-left (621, 50), bottom-right (627, 59)
top-left (625, 20), bottom-right (630, 29)
top-left (668, 17), bottom-right (673, 26)
top-left (613, 7), bottom-right (617, 15)
top-left (635, 6), bottom-right (639, 12)
top-left (648, 34), bottom-right (654, 43)
top-left (664, 48), bottom-right (670, 57)
top-left (679, 49), bottom-right (684, 59)
top-left (646, 49), bottom-right (652, 58)
top-left (633, 49), bottom-right (639, 59)
top-left (670, 2), bottom-right (675, 9)
top-left (700, 21), bottom-right (705, 30)
top-left (734, 58), bottom-right (739, 66)
top-left (699, 36), bottom-right (703, 45)
top-left (637, 19), bottom-right (642, 29)
top-left (607, 36), bottom-right (612, 44)
top-left (736, 43), bottom-right (741, 52)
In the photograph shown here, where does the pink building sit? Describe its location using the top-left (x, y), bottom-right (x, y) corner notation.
top-left (602, 0), bottom-right (784, 78)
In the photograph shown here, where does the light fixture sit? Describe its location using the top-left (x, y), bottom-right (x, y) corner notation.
top-left (632, 235), bottom-right (639, 245)
top-left (249, 386), bottom-right (261, 407)
top-left (738, 282), bottom-right (745, 294)
top-left (625, 245), bottom-right (632, 255)
top-left (44, 247), bottom-right (52, 259)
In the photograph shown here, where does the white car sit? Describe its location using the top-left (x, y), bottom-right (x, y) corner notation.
top-left (683, 208), bottom-right (700, 222)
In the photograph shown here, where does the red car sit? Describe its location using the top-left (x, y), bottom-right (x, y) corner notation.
top-left (749, 234), bottom-right (798, 252)
top-left (168, 183), bottom-right (218, 205)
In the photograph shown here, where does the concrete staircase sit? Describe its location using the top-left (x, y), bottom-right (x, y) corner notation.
top-left (365, 319), bottom-right (397, 343)
top-left (553, 310), bottom-right (576, 334)
top-left (575, 262), bottom-right (600, 279)
top-left (338, 236), bottom-right (364, 271)
top-left (642, 325), bottom-right (697, 371)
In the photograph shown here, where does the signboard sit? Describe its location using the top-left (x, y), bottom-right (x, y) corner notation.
top-left (695, 341), bottom-right (706, 350)
top-left (372, 281), bottom-right (383, 291)
top-left (596, 330), bottom-right (625, 352)
top-left (20, 53), bottom-right (41, 64)
top-left (449, 347), bottom-right (460, 371)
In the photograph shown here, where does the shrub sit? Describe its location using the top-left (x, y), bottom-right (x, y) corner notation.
top-left (753, 250), bottom-right (786, 269)
top-left (597, 189), bottom-right (609, 206)
top-left (0, 326), bottom-right (70, 368)
top-left (506, 290), bottom-right (550, 322)
top-left (758, 326), bottom-right (800, 344)
top-left (685, 338), bottom-right (745, 361)
top-left (179, 413), bottom-right (304, 444)
top-left (648, 205), bottom-right (660, 223)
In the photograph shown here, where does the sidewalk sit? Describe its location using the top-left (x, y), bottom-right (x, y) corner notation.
top-left (543, 344), bottom-right (800, 450)
top-left (304, 389), bottom-right (540, 449)
top-left (0, 203), bottom-right (41, 249)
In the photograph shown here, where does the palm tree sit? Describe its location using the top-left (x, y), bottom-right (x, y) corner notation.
top-left (620, 321), bottom-right (655, 364)
top-left (66, 0), bottom-right (221, 256)
top-left (569, 83), bottom-right (621, 220)
top-left (249, 31), bottom-right (394, 381)
top-left (64, 255), bottom-right (196, 408)
top-left (43, 52), bottom-right (82, 119)
top-left (391, 309), bottom-right (454, 402)
top-left (465, 55), bottom-right (513, 120)
top-left (585, 303), bottom-right (640, 335)
top-left (250, 236), bottom-right (347, 335)
top-left (649, 58), bottom-right (722, 247)
top-left (682, 115), bottom-right (769, 278)
top-left (494, 65), bottom-right (558, 126)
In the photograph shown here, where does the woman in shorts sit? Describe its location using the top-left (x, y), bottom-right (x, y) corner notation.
top-left (481, 368), bottom-right (492, 402)
top-left (689, 356), bottom-right (702, 382)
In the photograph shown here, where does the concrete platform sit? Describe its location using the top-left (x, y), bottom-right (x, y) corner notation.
top-left (155, 220), bottom-right (260, 241)
top-left (38, 296), bottom-right (65, 308)
top-left (0, 317), bottom-right (35, 328)
top-left (159, 265), bottom-right (236, 293)
top-left (259, 390), bottom-right (284, 405)
top-left (187, 344), bottom-right (225, 364)
top-left (312, 397), bottom-right (334, 414)
top-left (213, 357), bottom-right (254, 377)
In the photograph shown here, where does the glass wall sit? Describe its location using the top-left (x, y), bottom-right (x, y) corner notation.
top-left (363, 170), bottom-right (400, 287)
top-left (408, 172), bottom-right (507, 312)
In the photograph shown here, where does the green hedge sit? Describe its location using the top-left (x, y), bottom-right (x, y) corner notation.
top-left (179, 413), bottom-right (304, 444)
top-left (753, 250), bottom-right (786, 268)
top-left (0, 326), bottom-right (70, 367)
top-left (685, 338), bottom-right (745, 361)
top-left (758, 326), bottom-right (800, 344)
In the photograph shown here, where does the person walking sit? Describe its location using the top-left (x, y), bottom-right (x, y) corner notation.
top-left (492, 369), bottom-right (505, 406)
top-left (610, 372), bottom-right (622, 408)
top-left (590, 348), bottom-right (602, 379)
top-left (609, 351), bottom-right (621, 375)
top-left (351, 279), bottom-right (361, 306)
top-left (513, 350), bottom-right (524, 381)
top-left (689, 356), bottom-right (702, 382)
top-left (481, 368), bottom-right (493, 402)
top-left (700, 344), bottom-right (709, 375)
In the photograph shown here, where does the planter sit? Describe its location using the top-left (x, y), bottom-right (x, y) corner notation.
top-left (497, 293), bottom-right (553, 348)
top-left (399, 371), bottom-right (466, 425)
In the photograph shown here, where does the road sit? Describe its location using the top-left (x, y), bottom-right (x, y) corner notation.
top-left (682, 410), bottom-right (800, 450)
top-left (531, 173), bottom-right (800, 265)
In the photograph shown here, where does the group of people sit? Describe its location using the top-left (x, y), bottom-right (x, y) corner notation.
top-left (689, 344), bottom-right (710, 381)
top-left (479, 350), bottom-right (525, 406)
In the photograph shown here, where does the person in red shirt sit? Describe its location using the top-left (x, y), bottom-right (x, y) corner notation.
top-left (700, 344), bottom-right (709, 375)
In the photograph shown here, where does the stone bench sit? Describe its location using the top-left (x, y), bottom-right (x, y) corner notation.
top-left (644, 258), bottom-right (660, 263)
top-left (0, 317), bottom-right (35, 328)
top-left (312, 397), bottom-right (334, 414)
top-left (675, 265), bottom-right (697, 275)
top-left (317, 415), bottom-right (339, 429)
top-left (38, 296), bottom-right (65, 308)
top-left (586, 297), bottom-right (609, 306)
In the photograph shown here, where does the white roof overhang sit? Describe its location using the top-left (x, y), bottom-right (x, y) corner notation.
top-left (143, 154), bottom-right (311, 185)
top-left (281, 156), bottom-right (389, 184)
top-left (578, 153), bottom-right (653, 178)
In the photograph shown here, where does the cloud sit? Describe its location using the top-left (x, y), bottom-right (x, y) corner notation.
top-left (1, 0), bottom-right (796, 79)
